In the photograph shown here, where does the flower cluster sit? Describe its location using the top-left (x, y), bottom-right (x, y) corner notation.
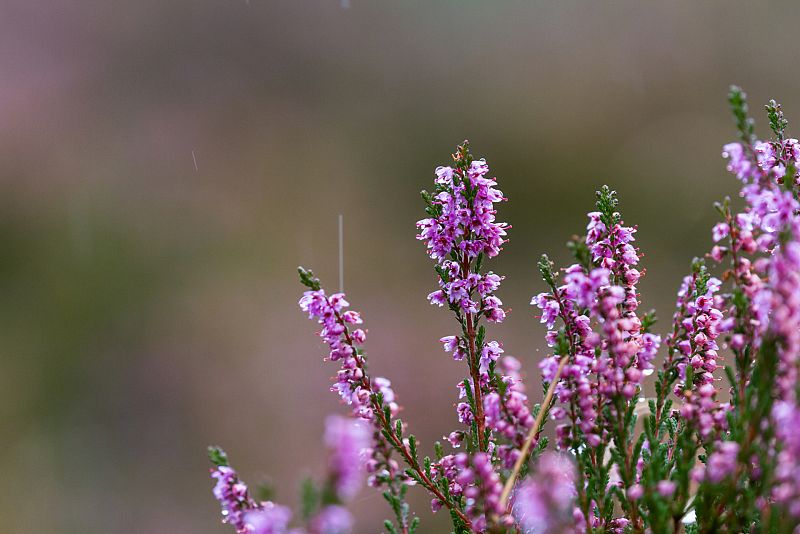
top-left (209, 456), bottom-right (300, 534)
top-left (483, 356), bottom-right (536, 467)
top-left (772, 400), bottom-right (800, 515)
top-left (418, 145), bottom-right (542, 533)
top-left (513, 453), bottom-right (577, 534)
top-left (245, 504), bottom-right (295, 534)
top-left (430, 451), bottom-right (510, 529)
top-left (763, 228), bottom-right (800, 399)
top-left (298, 284), bottom-right (398, 421)
top-left (323, 416), bottom-right (370, 501)
top-left (418, 142), bottom-right (508, 323)
top-left (669, 266), bottom-right (728, 439)
top-left (416, 148), bottom-right (508, 263)
top-left (754, 137), bottom-right (800, 184)
top-left (206, 90), bottom-right (800, 534)
top-left (533, 192), bottom-right (660, 469)
top-left (428, 268), bottom-right (506, 323)
top-left (533, 264), bottom-right (606, 449)
top-left (586, 190), bottom-right (660, 378)
top-left (210, 461), bottom-right (264, 533)
top-left (702, 441), bottom-right (740, 484)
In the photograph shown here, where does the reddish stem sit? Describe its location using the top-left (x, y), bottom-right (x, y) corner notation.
top-left (461, 252), bottom-right (487, 452)
top-left (329, 303), bottom-right (475, 532)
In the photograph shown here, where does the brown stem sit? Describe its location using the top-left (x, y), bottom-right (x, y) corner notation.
top-left (466, 311), bottom-right (487, 451)
top-left (461, 252), bottom-right (487, 452)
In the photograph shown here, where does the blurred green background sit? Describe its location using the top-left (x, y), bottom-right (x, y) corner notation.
top-left (2, 1), bottom-right (799, 532)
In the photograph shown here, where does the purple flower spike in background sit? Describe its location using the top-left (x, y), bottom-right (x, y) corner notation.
top-left (323, 416), bottom-right (369, 502)
top-left (513, 452), bottom-right (577, 534)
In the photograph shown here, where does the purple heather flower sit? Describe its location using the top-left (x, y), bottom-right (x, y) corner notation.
top-left (416, 156), bottom-right (508, 263)
top-left (535, 255), bottom-right (656, 449)
top-left (712, 222), bottom-right (730, 243)
top-left (723, 143), bottom-right (756, 181)
top-left (656, 480), bottom-right (676, 498)
top-left (440, 335), bottom-right (466, 361)
top-left (433, 452), bottom-right (506, 529)
top-left (772, 401), bottom-right (800, 515)
top-left (419, 143), bottom-right (528, 494)
top-left (626, 484), bottom-right (643, 501)
top-left (719, 127), bottom-right (800, 501)
top-left (752, 138), bottom-right (800, 183)
top-left (513, 453), bottom-right (577, 534)
top-left (533, 267), bottom-right (606, 449)
top-left (417, 144), bottom-right (508, 320)
top-left (430, 454), bottom-right (466, 513)
top-left (371, 377), bottom-right (398, 414)
top-left (309, 505), bottom-right (354, 534)
top-left (483, 387), bottom-right (535, 467)
top-left (533, 292), bottom-right (561, 330)
top-left (479, 340), bottom-right (504, 372)
top-left (607, 518), bottom-right (631, 534)
top-left (299, 289), bottom-right (371, 417)
top-left (668, 270), bottom-right (728, 439)
top-left (324, 416), bottom-right (370, 502)
top-left (244, 504), bottom-right (294, 534)
top-left (211, 464), bottom-right (262, 533)
top-left (300, 288), bottom-right (403, 422)
top-left (457, 401), bottom-right (474, 425)
top-left (762, 238), bottom-right (800, 400)
top-left (704, 441), bottom-right (740, 484)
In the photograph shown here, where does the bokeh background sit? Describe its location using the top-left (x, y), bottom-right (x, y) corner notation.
top-left (3, 1), bottom-right (800, 532)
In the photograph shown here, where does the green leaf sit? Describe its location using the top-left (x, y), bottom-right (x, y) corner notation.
top-left (538, 254), bottom-right (556, 288)
top-left (405, 468), bottom-right (424, 486)
top-left (476, 326), bottom-right (486, 348)
top-left (301, 478), bottom-right (319, 520)
top-left (641, 309), bottom-right (658, 333)
top-left (297, 266), bottom-right (321, 290)
top-left (434, 441), bottom-right (444, 461)
top-left (596, 185), bottom-right (621, 227)
top-left (765, 99), bottom-right (788, 140)
top-left (254, 482), bottom-right (274, 503)
top-left (474, 252), bottom-right (484, 273)
top-left (566, 236), bottom-right (592, 272)
top-left (728, 85), bottom-right (756, 145)
top-left (207, 446), bottom-right (229, 467)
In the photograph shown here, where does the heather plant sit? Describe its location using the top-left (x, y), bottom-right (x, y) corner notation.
top-left (207, 87), bottom-right (800, 533)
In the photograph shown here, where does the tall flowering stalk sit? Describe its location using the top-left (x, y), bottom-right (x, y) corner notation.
top-left (418, 141), bottom-right (509, 455)
top-left (528, 187), bottom-right (659, 533)
top-left (205, 89), bottom-right (800, 534)
top-left (418, 142), bottom-right (541, 531)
